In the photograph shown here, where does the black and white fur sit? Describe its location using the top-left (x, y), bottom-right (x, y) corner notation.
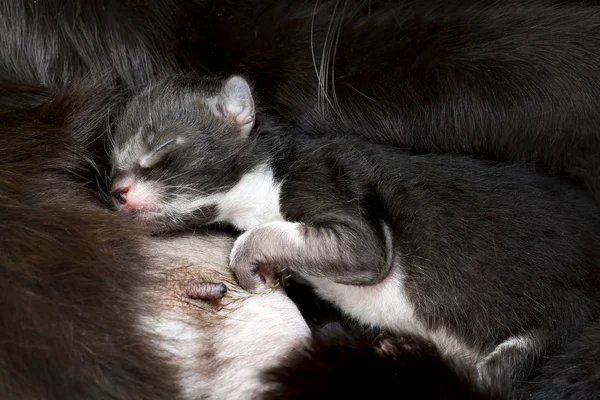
top-left (111, 75), bottom-right (600, 397)
top-left (0, 75), bottom-right (497, 399)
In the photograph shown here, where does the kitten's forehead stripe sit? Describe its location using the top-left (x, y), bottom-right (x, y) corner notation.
top-left (114, 127), bottom-right (146, 171)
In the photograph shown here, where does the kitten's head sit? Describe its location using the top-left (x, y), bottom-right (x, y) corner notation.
top-left (110, 75), bottom-right (257, 230)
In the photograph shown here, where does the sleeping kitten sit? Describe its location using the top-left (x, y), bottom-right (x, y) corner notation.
top-left (110, 75), bottom-right (600, 397)
top-left (1, 77), bottom-right (494, 400)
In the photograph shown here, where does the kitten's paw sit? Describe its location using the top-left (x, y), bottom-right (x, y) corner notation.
top-left (230, 230), bottom-right (274, 293)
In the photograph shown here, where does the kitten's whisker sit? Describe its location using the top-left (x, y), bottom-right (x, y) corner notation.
top-left (330, 0), bottom-right (348, 116)
top-left (319, 0), bottom-right (344, 118)
top-left (310, 0), bottom-right (322, 115)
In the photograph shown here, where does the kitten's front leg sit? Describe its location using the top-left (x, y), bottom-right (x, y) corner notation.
top-left (230, 220), bottom-right (393, 292)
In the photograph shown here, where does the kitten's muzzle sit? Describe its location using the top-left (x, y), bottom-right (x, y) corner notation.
top-left (109, 175), bottom-right (160, 214)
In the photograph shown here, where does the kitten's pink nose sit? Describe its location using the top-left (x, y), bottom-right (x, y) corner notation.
top-left (111, 186), bottom-right (131, 205)
top-left (109, 178), bottom-right (157, 213)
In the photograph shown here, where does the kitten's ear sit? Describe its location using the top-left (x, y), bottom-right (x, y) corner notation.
top-left (211, 76), bottom-right (255, 138)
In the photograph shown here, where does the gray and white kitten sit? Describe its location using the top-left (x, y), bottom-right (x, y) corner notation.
top-left (110, 75), bottom-right (600, 397)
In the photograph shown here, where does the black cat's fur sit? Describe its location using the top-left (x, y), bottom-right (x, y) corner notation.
top-left (3, 0), bottom-right (600, 397)
top-left (516, 322), bottom-right (600, 399)
top-left (261, 324), bottom-right (489, 400)
top-left (2, 0), bottom-right (600, 202)
top-left (110, 75), bottom-right (600, 397)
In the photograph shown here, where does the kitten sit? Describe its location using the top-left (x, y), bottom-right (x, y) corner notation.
top-left (0, 77), bottom-right (492, 400)
top-left (110, 75), bottom-right (600, 397)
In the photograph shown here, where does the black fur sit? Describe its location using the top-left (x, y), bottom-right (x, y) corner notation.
top-left (260, 324), bottom-right (490, 400)
top-left (516, 322), bottom-right (600, 399)
top-left (177, 0), bottom-right (600, 203)
top-left (3, 0), bottom-right (600, 201)
top-left (0, 83), bottom-right (182, 399)
top-left (0, 0), bottom-right (179, 90)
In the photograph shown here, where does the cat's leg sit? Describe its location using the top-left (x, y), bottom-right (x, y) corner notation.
top-left (230, 219), bottom-right (394, 292)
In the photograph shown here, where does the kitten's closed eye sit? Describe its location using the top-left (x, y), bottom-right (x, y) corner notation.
top-left (140, 138), bottom-right (178, 168)
top-left (154, 138), bottom-right (176, 152)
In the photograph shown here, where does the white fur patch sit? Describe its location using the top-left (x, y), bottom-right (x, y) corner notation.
top-left (166, 192), bottom-right (226, 216)
top-left (139, 288), bottom-right (310, 400)
top-left (138, 154), bottom-right (154, 169)
top-left (158, 161), bottom-right (283, 222)
top-left (305, 268), bottom-right (483, 369)
top-left (216, 164), bottom-right (284, 230)
top-left (304, 264), bottom-right (422, 335)
top-left (481, 335), bottom-right (532, 363)
top-left (139, 315), bottom-right (208, 400)
top-left (427, 327), bottom-right (482, 366)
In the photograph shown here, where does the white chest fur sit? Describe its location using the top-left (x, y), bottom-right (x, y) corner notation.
top-left (216, 164), bottom-right (285, 231)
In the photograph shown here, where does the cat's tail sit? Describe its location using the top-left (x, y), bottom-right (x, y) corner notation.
top-left (259, 323), bottom-right (491, 399)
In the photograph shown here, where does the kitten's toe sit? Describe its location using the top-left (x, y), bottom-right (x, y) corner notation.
top-left (233, 262), bottom-right (275, 293)
top-left (229, 229), bottom-right (279, 292)
top-left (230, 230), bottom-right (269, 292)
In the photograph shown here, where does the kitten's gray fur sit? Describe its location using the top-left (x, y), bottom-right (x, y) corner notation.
top-left (111, 75), bottom-right (600, 398)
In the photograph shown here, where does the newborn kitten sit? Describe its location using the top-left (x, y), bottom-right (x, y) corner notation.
top-left (110, 75), bottom-right (600, 397)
